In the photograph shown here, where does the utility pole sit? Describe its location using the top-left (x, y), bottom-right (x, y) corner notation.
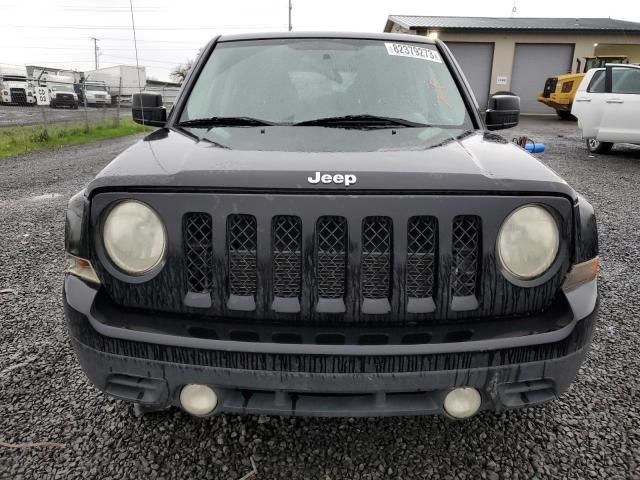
top-left (288, 0), bottom-right (292, 31)
top-left (90, 37), bottom-right (99, 69)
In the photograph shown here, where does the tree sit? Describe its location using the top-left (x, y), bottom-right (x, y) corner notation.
top-left (170, 49), bottom-right (202, 84)
top-left (170, 61), bottom-right (193, 83)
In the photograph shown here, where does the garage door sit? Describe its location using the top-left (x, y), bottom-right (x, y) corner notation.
top-left (511, 43), bottom-right (574, 114)
top-left (446, 42), bottom-right (494, 111)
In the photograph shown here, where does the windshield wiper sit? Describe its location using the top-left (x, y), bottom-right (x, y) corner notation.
top-left (176, 116), bottom-right (278, 128)
top-left (294, 114), bottom-right (430, 128)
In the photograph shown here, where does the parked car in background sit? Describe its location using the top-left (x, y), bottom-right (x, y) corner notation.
top-left (85, 65), bottom-right (146, 104)
top-left (572, 63), bottom-right (640, 153)
top-left (0, 63), bottom-right (36, 106)
top-left (45, 73), bottom-right (79, 109)
top-left (537, 56), bottom-right (628, 119)
top-left (77, 81), bottom-right (111, 106)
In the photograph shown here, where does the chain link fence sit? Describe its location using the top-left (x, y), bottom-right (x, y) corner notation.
top-left (1, 77), bottom-right (179, 125)
top-left (0, 75), bottom-right (178, 154)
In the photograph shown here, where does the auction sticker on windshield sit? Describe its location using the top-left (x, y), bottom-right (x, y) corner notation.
top-left (384, 43), bottom-right (442, 63)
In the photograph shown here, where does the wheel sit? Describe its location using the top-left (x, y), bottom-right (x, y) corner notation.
top-left (556, 110), bottom-right (575, 120)
top-left (586, 138), bottom-right (613, 154)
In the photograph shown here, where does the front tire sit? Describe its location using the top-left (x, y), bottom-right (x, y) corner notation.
top-left (586, 138), bottom-right (613, 154)
top-left (557, 110), bottom-right (575, 120)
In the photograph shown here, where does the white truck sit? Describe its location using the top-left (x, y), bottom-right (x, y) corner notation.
top-left (84, 65), bottom-right (146, 104)
top-left (572, 64), bottom-right (640, 154)
top-left (0, 64), bottom-right (36, 106)
top-left (42, 73), bottom-right (78, 109)
top-left (78, 80), bottom-right (112, 107)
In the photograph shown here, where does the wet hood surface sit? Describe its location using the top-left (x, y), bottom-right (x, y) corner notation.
top-left (87, 127), bottom-right (576, 200)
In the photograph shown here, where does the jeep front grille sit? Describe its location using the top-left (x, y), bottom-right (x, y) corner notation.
top-left (451, 215), bottom-right (481, 298)
top-left (227, 214), bottom-right (257, 297)
top-left (361, 216), bottom-right (392, 300)
top-left (92, 193), bottom-right (571, 325)
top-left (406, 216), bottom-right (437, 299)
top-left (184, 212), bottom-right (213, 293)
top-left (316, 216), bottom-right (347, 300)
top-left (272, 215), bottom-right (302, 298)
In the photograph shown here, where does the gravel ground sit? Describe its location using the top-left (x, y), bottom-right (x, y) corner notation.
top-left (1, 118), bottom-right (639, 479)
top-left (0, 104), bottom-right (127, 127)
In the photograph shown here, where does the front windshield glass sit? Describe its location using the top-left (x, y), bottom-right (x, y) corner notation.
top-left (50, 84), bottom-right (74, 92)
top-left (181, 38), bottom-right (472, 129)
top-left (86, 84), bottom-right (106, 92)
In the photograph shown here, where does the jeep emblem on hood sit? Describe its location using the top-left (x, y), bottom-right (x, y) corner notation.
top-left (308, 171), bottom-right (357, 187)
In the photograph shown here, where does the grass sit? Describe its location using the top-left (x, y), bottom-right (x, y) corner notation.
top-left (0, 117), bottom-right (153, 159)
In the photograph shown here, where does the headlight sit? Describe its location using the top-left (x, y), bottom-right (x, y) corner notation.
top-left (497, 205), bottom-right (559, 280)
top-left (103, 200), bottom-right (166, 275)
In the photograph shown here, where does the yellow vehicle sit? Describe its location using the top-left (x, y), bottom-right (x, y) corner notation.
top-left (537, 56), bottom-right (628, 119)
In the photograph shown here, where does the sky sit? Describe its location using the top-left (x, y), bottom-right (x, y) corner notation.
top-left (1, 0), bottom-right (639, 81)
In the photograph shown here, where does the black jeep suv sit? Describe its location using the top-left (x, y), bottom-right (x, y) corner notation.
top-left (64, 32), bottom-right (599, 419)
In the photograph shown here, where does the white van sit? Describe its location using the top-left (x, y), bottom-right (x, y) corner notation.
top-left (572, 64), bottom-right (640, 153)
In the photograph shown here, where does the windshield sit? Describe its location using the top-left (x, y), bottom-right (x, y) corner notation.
top-left (50, 84), bottom-right (74, 92)
top-left (2, 75), bottom-right (26, 82)
top-left (86, 84), bottom-right (107, 92)
top-left (180, 38), bottom-right (472, 129)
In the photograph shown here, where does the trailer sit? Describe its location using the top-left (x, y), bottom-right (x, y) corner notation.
top-left (84, 65), bottom-right (146, 104)
top-left (0, 64), bottom-right (36, 106)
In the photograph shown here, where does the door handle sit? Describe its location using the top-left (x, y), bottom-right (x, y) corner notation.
top-left (574, 97), bottom-right (591, 102)
top-left (606, 98), bottom-right (624, 104)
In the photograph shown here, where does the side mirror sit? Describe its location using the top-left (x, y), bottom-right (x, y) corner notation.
top-left (132, 92), bottom-right (166, 127)
top-left (485, 92), bottom-right (520, 130)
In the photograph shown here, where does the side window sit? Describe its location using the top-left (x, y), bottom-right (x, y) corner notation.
top-left (611, 68), bottom-right (640, 94)
top-left (587, 70), bottom-right (605, 93)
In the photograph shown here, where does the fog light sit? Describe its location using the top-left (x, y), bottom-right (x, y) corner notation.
top-left (179, 384), bottom-right (218, 416)
top-left (443, 387), bottom-right (481, 419)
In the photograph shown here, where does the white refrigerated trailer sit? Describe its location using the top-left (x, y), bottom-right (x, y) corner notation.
top-left (84, 65), bottom-right (147, 104)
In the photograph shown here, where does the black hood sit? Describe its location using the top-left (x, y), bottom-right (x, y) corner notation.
top-left (86, 128), bottom-right (576, 200)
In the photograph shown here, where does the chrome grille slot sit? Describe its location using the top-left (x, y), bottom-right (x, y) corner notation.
top-left (227, 214), bottom-right (257, 298)
top-left (183, 212), bottom-right (213, 293)
top-left (315, 216), bottom-right (347, 312)
top-left (451, 215), bottom-right (481, 311)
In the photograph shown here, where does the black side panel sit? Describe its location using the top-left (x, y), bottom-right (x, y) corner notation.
top-left (65, 189), bottom-right (90, 258)
top-left (573, 194), bottom-right (598, 263)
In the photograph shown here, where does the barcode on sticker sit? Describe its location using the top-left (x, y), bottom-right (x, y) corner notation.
top-left (385, 43), bottom-right (442, 63)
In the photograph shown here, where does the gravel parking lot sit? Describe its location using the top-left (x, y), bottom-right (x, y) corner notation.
top-left (1, 117), bottom-right (638, 479)
top-left (0, 104), bottom-right (127, 127)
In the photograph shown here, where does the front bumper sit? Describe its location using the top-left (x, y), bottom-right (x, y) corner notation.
top-left (536, 96), bottom-right (572, 112)
top-left (64, 275), bottom-right (598, 417)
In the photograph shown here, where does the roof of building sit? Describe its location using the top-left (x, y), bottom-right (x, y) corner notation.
top-left (385, 16), bottom-right (640, 33)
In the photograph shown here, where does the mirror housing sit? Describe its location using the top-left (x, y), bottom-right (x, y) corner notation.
top-left (485, 92), bottom-right (520, 130)
top-left (132, 92), bottom-right (166, 127)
